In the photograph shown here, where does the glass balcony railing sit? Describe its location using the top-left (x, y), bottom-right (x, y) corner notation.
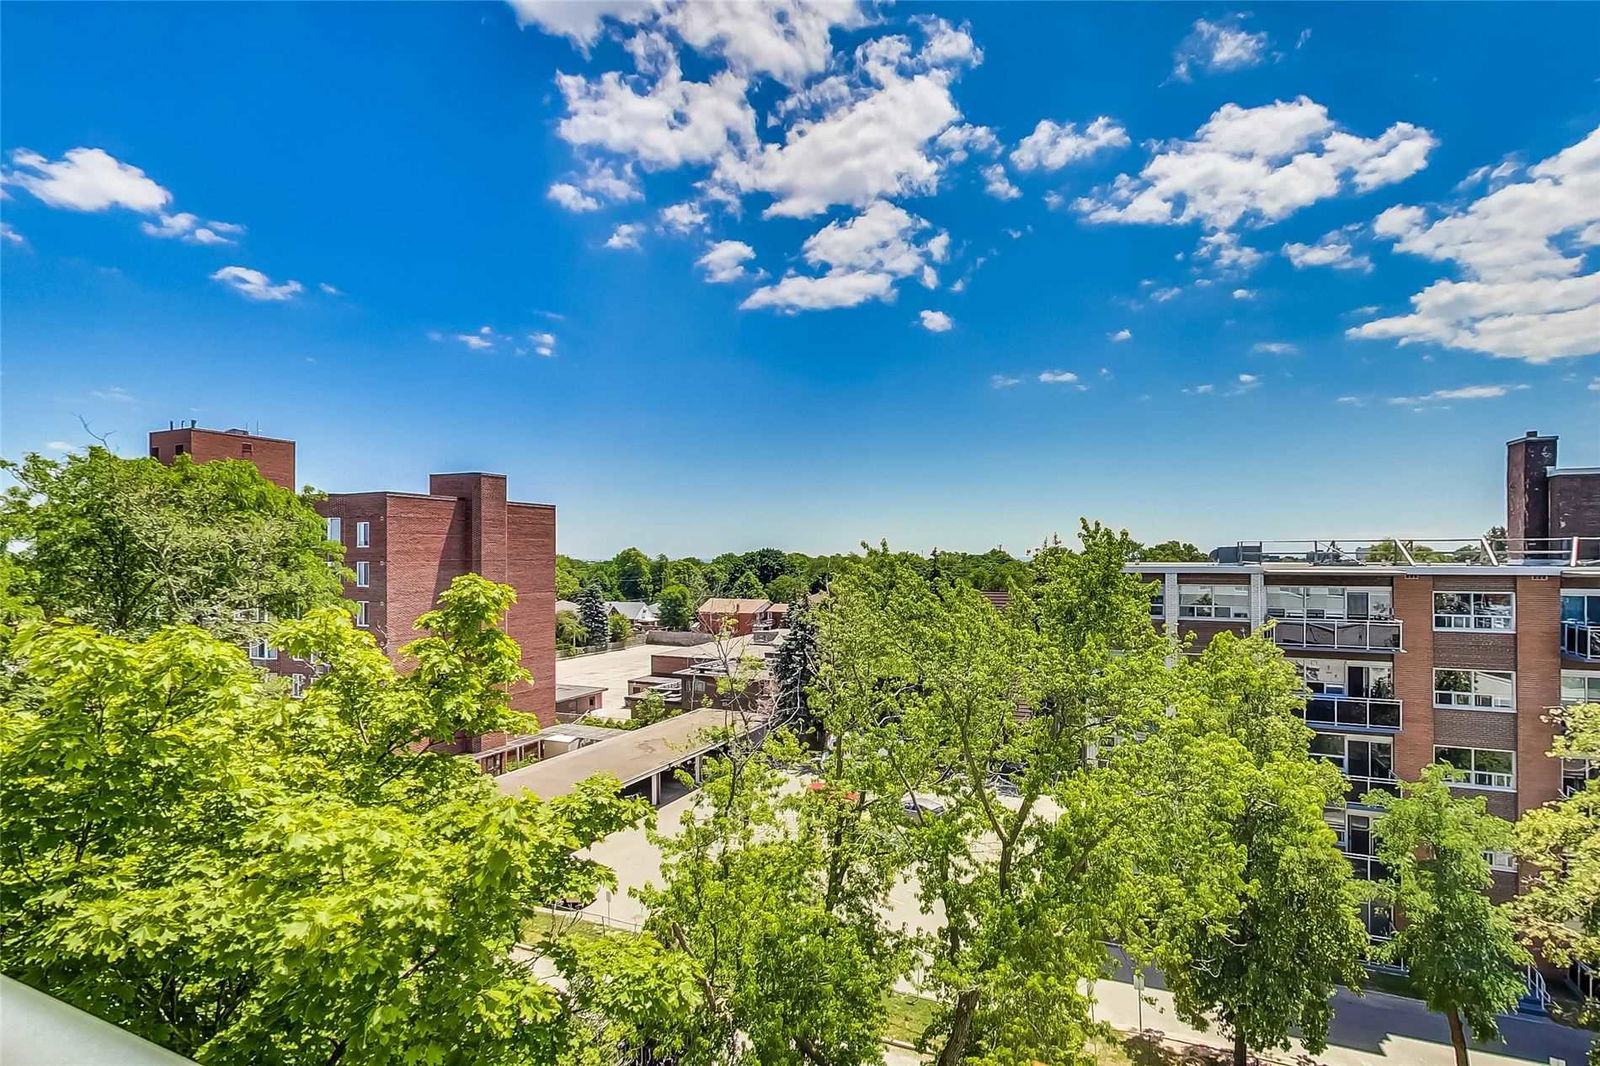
top-left (1302, 694), bottom-right (1402, 731)
top-left (1562, 621), bottom-right (1600, 661)
top-left (1272, 618), bottom-right (1402, 652)
top-left (1342, 852), bottom-right (1389, 881)
top-left (1344, 774), bottom-right (1400, 803)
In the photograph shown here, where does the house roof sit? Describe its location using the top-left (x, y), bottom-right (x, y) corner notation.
top-left (555, 600), bottom-right (580, 614)
top-left (606, 601), bottom-right (660, 622)
top-left (698, 597), bottom-right (778, 614)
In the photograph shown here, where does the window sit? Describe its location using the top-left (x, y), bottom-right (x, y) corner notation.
top-left (326, 516), bottom-right (343, 543)
top-left (1484, 850), bottom-right (1517, 872)
top-left (1178, 584), bottom-right (1250, 620)
top-left (247, 639), bottom-right (277, 661)
top-left (1434, 746), bottom-right (1515, 789)
top-left (1564, 591), bottom-right (1600, 625)
top-left (174, 444), bottom-right (186, 455)
top-left (291, 674), bottom-right (307, 699)
top-left (1311, 733), bottom-right (1394, 787)
top-left (1433, 591), bottom-right (1514, 631)
top-left (150, 447), bottom-right (160, 458)
top-left (1563, 672), bottom-right (1600, 706)
top-left (354, 601), bottom-right (369, 627)
top-left (1295, 658), bottom-right (1394, 698)
top-left (1268, 585), bottom-right (1393, 620)
top-left (356, 521), bottom-right (371, 548)
top-left (241, 442), bottom-right (253, 456)
top-left (1433, 669), bottom-right (1515, 711)
top-left (355, 561), bottom-right (370, 588)
top-left (1147, 583), bottom-right (1164, 619)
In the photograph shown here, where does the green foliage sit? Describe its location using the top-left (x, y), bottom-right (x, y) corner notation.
top-left (607, 612), bottom-right (632, 643)
top-left (630, 689), bottom-right (671, 728)
top-left (656, 585), bottom-right (697, 631)
top-left (764, 573), bottom-right (805, 605)
top-left (727, 570), bottom-right (765, 599)
top-left (0, 448), bottom-right (344, 642)
top-left (555, 609), bottom-right (587, 650)
top-left (0, 574), bottom-right (651, 1066)
top-left (1365, 766), bottom-right (1530, 1061)
top-left (771, 599), bottom-right (819, 741)
top-left (613, 548), bottom-right (653, 601)
top-left (576, 584), bottom-right (609, 648)
top-left (1133, 539), bottom-right (1210, 563)
top-left (811, 524), bottom-right (1254, 1066)
top-left (1160, 632), bottom-right (1367, 1065)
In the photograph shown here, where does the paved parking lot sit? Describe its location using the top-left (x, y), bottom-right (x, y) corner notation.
top-left (555, 637), bottom-right (780, 720)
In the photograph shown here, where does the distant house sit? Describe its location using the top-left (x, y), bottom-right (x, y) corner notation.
top-left (606, 601), bottom-right (661, 631)
top-left (555, 600), bottom-right (580, 615)
top-left (696, 597), bottom-right (789, 637)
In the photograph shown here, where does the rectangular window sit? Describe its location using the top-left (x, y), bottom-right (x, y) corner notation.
top-left (1484, 851), bottom-right (1516, 872)
top-left (1434, 746), bottom-right (1515, 790)
top-left (1433, 669), bottom-right (1515, 711)
top-left (1433, 591), bottom-right (1514, 632)
top-left (1295, 659), bottom-right (1394, 698)
top-left (1178, 584), bottom-right (1251, 620)
top-left (1562, 672), bottom-right (1600, 706)
top-left (247, 639), bottom-right (277, 661)
top-left (356, 521), bottom-right (370, 548)
top-left (1148, 583), bottom-right (1164, 619)
top-left (355, 561), bottom-right (370, 588)
top-left (1311, 733), bottom-right (1394, 787)
top-left (354, 601), bottom-right (369, 627)
top-left (291, 674), bottom-right (306, 699)
top-left (1267, 585), bottom-right (1393, 620)
top-left (1563, 592), bottom-right (1600, 625)
top-left (326, 516), bottom-right (342, 543)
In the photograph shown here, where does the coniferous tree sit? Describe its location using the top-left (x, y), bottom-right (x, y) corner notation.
top-left (577, 583), bottom-right (609, 647)
top-left (772, 600), bottom-right (820, 742)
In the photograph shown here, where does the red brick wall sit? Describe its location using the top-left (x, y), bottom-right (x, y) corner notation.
top-left (505, 502), bottom-right (556, 727)
top-left (1393, 574), bottom-right (1436, 782)
top-left (1516, 576), bottom-right (1562, 814)
top-left (149, 428), bottom-right (297, 490)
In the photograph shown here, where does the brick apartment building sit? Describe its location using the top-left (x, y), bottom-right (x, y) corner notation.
top-left (1132, 429), bottom-right (1600, 966)
top-left (150, 425), bottom-right (558, 752)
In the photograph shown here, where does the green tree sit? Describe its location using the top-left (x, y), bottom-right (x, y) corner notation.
top-left (771, 599), bottom-right (820, 742)
top-left (614, 548), bottom-right (653, 601)
top-left (555, 609), bottom-right (587, 650)
top-left (0, 448), bottom-right (344, 642)
top-left (1365, 766), bottom-right (1530, 1066)
top-left (815, 526), bottom-right (1251, 1066)
top-left (1513, 700), bottom-right (1600, 1043)
top-left (765, 573), bottom-right (805, 605)
top-left (656, 585), bottom-right (697, 631)
top-left (577, 584), bottom-right (609, 648)
top-left (608, 611), bottom-right (633, 643)
top-left (555, 556), bottom-right (582, 601)
top-left (662, 559), bottom-right (709, 602)
top-left (0, 574), bottom-right (648, 1066)
top-left (1134, 539), bottom-right (1210, 562)
top-left (1161, 633), bottom-right (1367, 1066)
top-left (728, 570), bottom-right (765, 599)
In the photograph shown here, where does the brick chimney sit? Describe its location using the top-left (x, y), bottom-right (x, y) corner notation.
top-left (428, 473), bottom-right (508, 581)
top-left (1506, 430), bottom-right (1557, 548)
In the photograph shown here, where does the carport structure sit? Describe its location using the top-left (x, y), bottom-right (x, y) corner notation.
top-left (494, 706), bottom-right (756, 804)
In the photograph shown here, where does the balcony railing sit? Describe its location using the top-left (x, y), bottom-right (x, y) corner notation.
top-left (1563, 621), bottom-right (1600, 661)
top-left (1342, 852), bottom-right (1389, 881)
top-left (1343, 774), bottom-right (1400, 803)
top-left (1302, 694), bottom-right (1402, 731)
top-left (1272, 618), bottom-right (1402, 652)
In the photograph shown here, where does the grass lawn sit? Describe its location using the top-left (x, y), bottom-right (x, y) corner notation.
top-left (520, 910), bottom-right (617, 944)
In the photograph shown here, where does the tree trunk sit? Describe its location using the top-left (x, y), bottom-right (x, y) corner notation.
top-left (936, 988), bottom-right (981, 1066)
top-left (1446, 1009), bottom-right (1470, 1066)
top-left (1232, 1027), bottom-right (1248, 1066)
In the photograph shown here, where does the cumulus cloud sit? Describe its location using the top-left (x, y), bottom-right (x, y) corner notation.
top-left (919, 309), bottom-right (953, 332)
top-left (1076, 98), bottom-right (1435, 231)
top-left (1194, 230), bottom-right (1266, 273)
top-left (1387, 384), bottom-right (1530, 406)
top-left (1, 222), bottom-right (25, 246)
top-left (547, 161), bottom-right (641, 211)
top-left (743, 201), bottom-right (949, 311)
top-left (1283, 236), bottom-right (1371, 272)
top-left (698, 239), bottom-right (757, 282)
top-left (1252, 341), bottom-right (1297, 354)
top-left (506, 0), bottom-right (659, 44)
top-left (1009, 117), bottom-right (1128, 172)
top-left (1232, 288), bottom-right (1255, 300)
top-left (660, 0), bottom-right (864, 88)
top-left (4, 147), bottom-right (172, 213)
top-left (140, 212), bottom-right (243, 245)
top-left (1349, 126), bottom-right (1600, 363)
top-left (1038, 370), bottom-right (1081, 385)
top-left (981, 163), bottom-right (1020, 200)
top-left (210, 266), bottom-right (303, 302)
top-left (529, 330), bottom-right (557, 356)
top-left (1171, 17), bottom-right (1270, 82)
top-left (990, 374), bottom-right (1022, 389)
top-left (659, 200), bottom-right (708, 232)
top-left (742, 271), bottom-right (895, 311)
top-left (604, 222), bottom-right (646, 249)
top-left (1109, 328), bottom-right (1132, 342)
top-left (933, 123), bottom-right (998, 163)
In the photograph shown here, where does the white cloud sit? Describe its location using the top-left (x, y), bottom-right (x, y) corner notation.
top-left (1076, 98), bottom-right (1435, 231)
top-left (1194, 230), bottom-right (1266, 273)
top-left (45, 440), bottom-right (75, 452)
top-left (1038, 370), bottom-right (1081, 385)
top-left (1232, 288), bottom-right (1255, 300)
top-left (506, 0), bottom-right (658, 45)
top-left (743, 201), bottom-right (947, 312)
top-left (1, 222), bottom-right (24, 246)
top-left (919, 309), bottom-right (953, 332)
top-left (319, 282), bottom-right (341, 296)
top-left (1588, 379), bottom-right (1600, 392)
top-left (548, 183), bottom-right (601, 211)
top-left (529, 330), bottom-right (557, 356)
top-left (741, 271), bottom-right (894, 311)
top-left (1283, 231), bottom-right (1372, 271)
top-left (1009, 117), bottom-right (1128, 172)
top-left (1185, 383), bottom-right (1216, 395)
top-left (1386, 383), bottom-right (1530, 406)
top-left (933, 123), bottom-right (998, 163)
top-left (546, 161), bottom-right (641, 213)
top-left (1252, 341), bottom-right (1297, 355)
top-left (1109, 328), bottom-right (1132, 342)
top-left (210, 266), bottom-right (303, 302)
top-left (90, 386), bottom-right (137, 404)
top-left (140, 211), bottom-right (242, 245)
top-left (1350, 126), bottom-right (1600, 363)
top-left (981, 163), bottom-right (1020, 200)
top-left (661, 0), bottom-right (864, 88)
top-left (1149, 286), bottom-right (1181, 303)
top-left (990, 374), bottom-right (1022, 389)
top-left (457, 329), bottom-right (495, 351)
top-left (4, 147), bottom-right (171, 213)
top-left (698, 239), bottom-right (756, 282)
top-left (659, 200), bottom-right (707, 232)
top-left (604, 222), bottom-right (645, 249)
top-left (1171, 17), bottom-right (1269, 81)
top-left (1235, 372), bottom-right (1261, 391)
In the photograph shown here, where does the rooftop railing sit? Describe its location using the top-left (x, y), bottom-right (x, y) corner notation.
top-left (1213, 536), bottom-right (1600, 567)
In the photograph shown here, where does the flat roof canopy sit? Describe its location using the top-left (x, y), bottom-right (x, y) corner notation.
top-left (497, 707), bottom-right (746, 799)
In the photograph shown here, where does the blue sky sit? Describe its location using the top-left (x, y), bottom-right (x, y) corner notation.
top-left (3, 2), bottom-right (1597, 559)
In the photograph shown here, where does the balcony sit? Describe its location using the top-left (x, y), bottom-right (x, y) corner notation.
top-left (1563, 621), bottom-right (1600, 661)
top-left (1344, 774), bottom-right (1400, 804)
top-left (1272, 618), bottom-right (1402, 653)
top-left (1302, 694), bottom-right (1402, 731)
top-left (1342, 852), bottom-right (1389, 881)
